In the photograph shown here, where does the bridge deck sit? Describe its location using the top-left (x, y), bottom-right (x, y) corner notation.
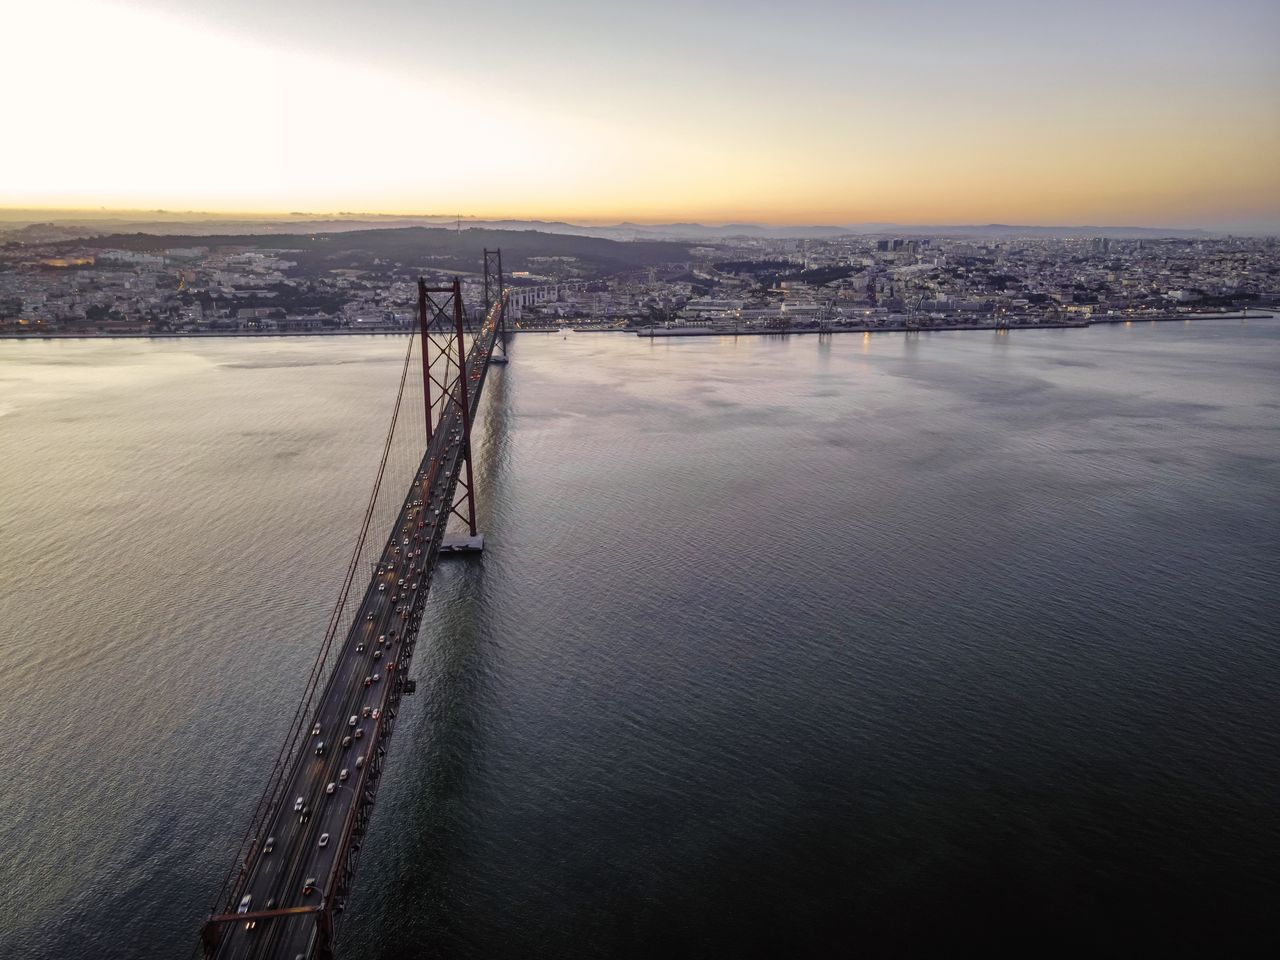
top-left (206, 299), bottom-right (499, 959)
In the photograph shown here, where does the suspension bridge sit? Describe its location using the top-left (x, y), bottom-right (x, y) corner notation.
top-left (200, 250), bottom-right (510, 959)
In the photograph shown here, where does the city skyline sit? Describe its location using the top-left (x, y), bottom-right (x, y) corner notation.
top-left (2, 0), bottom-right (1279, 230)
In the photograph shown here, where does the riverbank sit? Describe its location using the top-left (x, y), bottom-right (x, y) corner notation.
top-left (1, 311), bottom-right (1271, 342)
top-left (0, 328), bottom-right (418, 341)
top-left (635, 312), bottom-right (1273, 338)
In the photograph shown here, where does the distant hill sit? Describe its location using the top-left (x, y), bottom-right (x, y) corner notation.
top-left (585, 221), bottom-right (1215, 241)
top-left (68, 226), bottom-right (691, 276)
top-left (5, 207), bottom-right (1254, 245)
top-left (0, 209), bottom-right (1235, 244)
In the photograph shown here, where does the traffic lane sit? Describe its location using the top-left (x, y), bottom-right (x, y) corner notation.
top-left (224, 784), bottom-right (318, 960)
top-left (251, 713), bottom-right (358, 953)
top-left (300, 658), bottom-right (377, 856)
top-left (279, 512), bottom-right (419, 895)
top-left (230, 583), bottom-right (392, 956)
top-left (227, 610), bottom-right (379, 941)
top-left (273, 660), bottom-right (401, 955)
top-left (251, 755), bottom-right (335, 952)
top-left (309, 780), bottom-right (361, 891)
top-left (229, 728), bottom-right (335, 953)
top-left (220, 410), bottom-right (473, 956)
top-left (266, 469), bottom-right (448, 954)
top-left (236, 788), bottom-right (312, 954)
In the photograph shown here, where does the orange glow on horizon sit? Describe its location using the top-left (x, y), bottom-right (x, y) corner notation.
top-left (2, 1), bottom-right (1278, 231)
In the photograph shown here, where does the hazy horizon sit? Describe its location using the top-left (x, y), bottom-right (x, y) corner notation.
top-left (1, 206), bottom-right (1276, 236)
top-left (3, 0), bottom-right (1278, 228)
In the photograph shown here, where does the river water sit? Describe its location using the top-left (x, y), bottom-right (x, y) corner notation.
top-left (1, 320), bottom-right (1277, 957)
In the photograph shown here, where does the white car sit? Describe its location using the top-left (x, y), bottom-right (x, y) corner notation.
top-left (339, 768), bottom-right (349, 781)
top-left (326, 782), bottom-right (336, 795)
top-left (318, 833), bottom-right (330, 848)
top-left (294, 797), bottom-right (304, 812)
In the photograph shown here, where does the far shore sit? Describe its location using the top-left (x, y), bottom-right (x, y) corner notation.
top-left (0, 310), bottom-right (1272, 342)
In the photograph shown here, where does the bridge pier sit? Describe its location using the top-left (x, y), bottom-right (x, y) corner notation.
top-left (440, 532), bottom-right (485, 555)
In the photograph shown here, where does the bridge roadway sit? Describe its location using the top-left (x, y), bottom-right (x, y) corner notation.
top-left (209, 300), bottom-right (499, 959)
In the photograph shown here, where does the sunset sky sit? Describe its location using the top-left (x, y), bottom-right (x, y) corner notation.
top-left (3, 0), bottom-right (1278, 228)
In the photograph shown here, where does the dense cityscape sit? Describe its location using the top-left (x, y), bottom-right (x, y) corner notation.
top-left (2, 228), bottom-right (1275, 338)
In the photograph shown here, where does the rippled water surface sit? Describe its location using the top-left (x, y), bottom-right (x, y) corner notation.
top-left (1, 320), bottom-right (1278, 958)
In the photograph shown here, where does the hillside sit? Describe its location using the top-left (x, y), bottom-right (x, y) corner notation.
top-left (69, 226), bottom-right (692, 277)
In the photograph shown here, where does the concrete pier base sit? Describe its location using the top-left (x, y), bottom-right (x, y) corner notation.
top-left (440, 533), bottom-right (485, 555)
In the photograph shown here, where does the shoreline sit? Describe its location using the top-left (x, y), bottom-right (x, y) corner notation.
top-left (0, 328), bottom-right (423, 341)
top-left (633, 312), bottom-right (1272, 338)
top-left (0, 311), bottom-right (1271, 342)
